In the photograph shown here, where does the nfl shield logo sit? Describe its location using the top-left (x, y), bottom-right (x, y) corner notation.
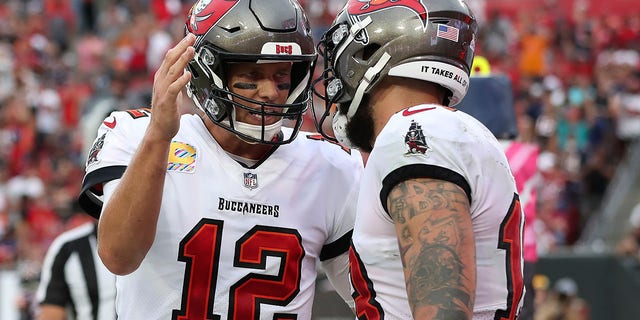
top-left (243, 172), bottom-right (258, 190)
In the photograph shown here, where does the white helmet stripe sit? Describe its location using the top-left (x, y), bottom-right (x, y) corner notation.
top-left (388, 60), bottom-right (470, 106)
top-left (286, 71), bottom-right (310, 104)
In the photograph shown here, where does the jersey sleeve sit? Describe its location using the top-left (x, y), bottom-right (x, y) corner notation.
top-left (78, 108), bottom-right (151, 218)
top-left (317, 145), bottom-right (363, 310)
top-left (320, 253), bottom-right (355, 309)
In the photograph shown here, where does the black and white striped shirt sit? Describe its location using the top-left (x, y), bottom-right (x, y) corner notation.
top-left (36, 222), bottom-right (116, 320)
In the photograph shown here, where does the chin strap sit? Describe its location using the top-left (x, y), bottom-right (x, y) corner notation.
top-left (227, 108), bottom-right (283, 143)
top-left (331, 111), bottom-right (353, 148)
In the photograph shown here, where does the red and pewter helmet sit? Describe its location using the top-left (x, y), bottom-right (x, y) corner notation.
top-left (185, 0), bottom-right (317, 144)
top-left (313, 0), bottom-right (478, 145)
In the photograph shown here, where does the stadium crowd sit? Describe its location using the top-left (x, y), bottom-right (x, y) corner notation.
top-left (0, 0), bottom-right (638, 318)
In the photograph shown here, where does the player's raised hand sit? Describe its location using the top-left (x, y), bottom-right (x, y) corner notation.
top-left (149, 33), bottom-right (196, 142)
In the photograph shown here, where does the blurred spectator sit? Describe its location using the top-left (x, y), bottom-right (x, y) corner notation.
top-left (556, 107), bottom-right (588, 165)
top-left (6, 165), bottom-right (44, 204)
top-left (33, 86), bottom-right (62, 152)
top-left (517, 14), bottom-right (551, 78)
top-left (145, 17), bottom-right (174, 73)
top-left (95, 1), bottom-right (130, 42)
top-left (532, 274), bottom-right (551, 311)
top-left (609, 72), bottom-right (640, 148)
top-left (75, 32), bottom-right (107, 78)
top-left (43, 0), bottom-right (76, 52)
top-left (481, 10), bottom-right (515, 61)
top-left (568, 6), bottom-right (594, 65)
top-left (535, 277), bottom-right (590, 320)
top-left (536, 151), bottom-right (565, 250)
top-left (534, 91), bottom-right (557, 148)
top-left (0, 163), bottom-right (16, 266)
top-left (0, 43), bottom-right (15, 102)
top-left (0, 94), bottom-right (37, 176)
top-left (72, 0), bottom-right (97, 34)
top-left (567, 74), bottom-right (595, 108)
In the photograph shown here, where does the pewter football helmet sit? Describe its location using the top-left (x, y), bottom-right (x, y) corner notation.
top-left (313, 0), bottom-right (478, 145)
top-left (185, 0), bottom-right (317, 144)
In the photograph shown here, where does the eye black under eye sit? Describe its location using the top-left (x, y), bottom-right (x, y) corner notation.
top-left (233, 82), bottom-right (257, 90)
top-left (277, 83), bottom-right (291, 91)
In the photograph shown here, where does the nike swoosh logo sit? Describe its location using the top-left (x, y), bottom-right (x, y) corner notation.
top-left (401, 106), bottom-right (435, 116)
top-left (103, 117), bottom-right (117, 129)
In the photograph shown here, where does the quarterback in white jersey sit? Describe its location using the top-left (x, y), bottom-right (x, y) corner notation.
top-left (78, 0), bottom-right (364, 319)
top-left (313, 0), bottom-right (525, 318)
top-left (79, 110), bottom-right (362, 319)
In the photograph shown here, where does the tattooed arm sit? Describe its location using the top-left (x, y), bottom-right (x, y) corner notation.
top-left (387, 178), bottom-right (476, 319)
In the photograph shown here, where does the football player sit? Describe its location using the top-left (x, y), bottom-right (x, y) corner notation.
top-left (78, 0), bottom-right (363, 318)
top-left (313, 0), bottom-right (525, 319)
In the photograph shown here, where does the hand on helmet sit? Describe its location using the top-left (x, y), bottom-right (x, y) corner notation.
top-left (149, 33), bottom-right (196, 142)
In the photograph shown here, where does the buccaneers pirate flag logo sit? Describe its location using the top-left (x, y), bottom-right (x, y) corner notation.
top-left (347, 0), bottom-right (429, 29)
top-left (187, 0), bottom-right (240, 35)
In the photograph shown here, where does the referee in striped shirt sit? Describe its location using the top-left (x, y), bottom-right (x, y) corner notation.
top-left (35, 222), bottom-right (116, 320)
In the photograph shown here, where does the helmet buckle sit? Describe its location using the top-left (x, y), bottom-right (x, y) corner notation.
top-left (201, 48), bottom-right (216, 65)
top-left (332, 24), bottom-right (349, 46)
top-left (327, 79), bottom-right (343, 99)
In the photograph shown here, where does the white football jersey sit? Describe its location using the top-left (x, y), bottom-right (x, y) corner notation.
top-left (350, 105), bottom-right (525, 319)
top-left (79, 109), bottom-right (363, 319)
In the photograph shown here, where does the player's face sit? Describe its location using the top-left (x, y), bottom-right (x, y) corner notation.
top-left (226, 62), bottom-right (292, 126)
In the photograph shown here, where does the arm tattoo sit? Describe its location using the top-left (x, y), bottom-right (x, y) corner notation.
top-left (388, 178), bottom-right (475, 319)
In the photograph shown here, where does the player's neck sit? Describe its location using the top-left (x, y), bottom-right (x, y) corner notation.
top-left (370, 77), bottom-right (444, 138)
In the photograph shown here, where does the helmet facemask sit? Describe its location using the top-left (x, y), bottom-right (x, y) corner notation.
top-left (312, 17), bottom-right (378, 147)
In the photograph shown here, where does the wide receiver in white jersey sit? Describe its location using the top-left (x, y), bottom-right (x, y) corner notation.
top-left (78, 0), bottom-right (363, 319)
top-left (312, 0), bottom-right (525, 319)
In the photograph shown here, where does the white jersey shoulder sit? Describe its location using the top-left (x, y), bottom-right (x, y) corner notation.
top-left (85, 108), bottom-right (153, 172)
top-left (374, 104), bottom-right (506, 183)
